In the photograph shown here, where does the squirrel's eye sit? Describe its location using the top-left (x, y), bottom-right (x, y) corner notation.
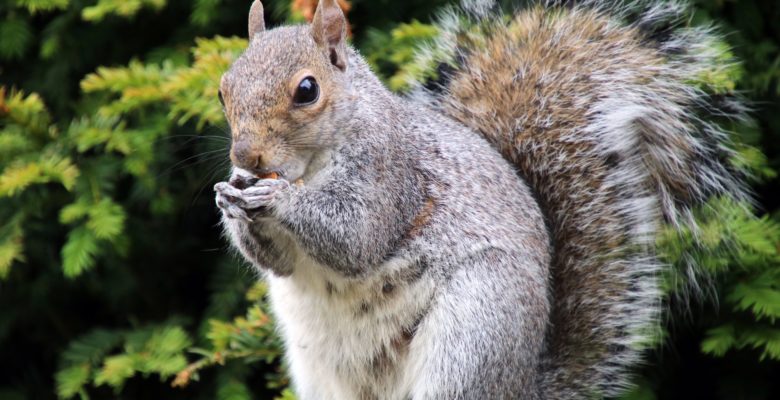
top-left (293, 77), bottom-right (319, 106)
top-left (218, 90), bottom-right (225, 107)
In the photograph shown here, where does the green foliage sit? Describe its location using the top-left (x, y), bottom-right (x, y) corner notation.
top-left (55, 364), bottom-right (90, 399)
top-left (81, 36), bottom-right (245, 129)
top-left (0, 17), bottom-right (33, 60)
top-left (677, 198), bottom-right (780, 362)
top-left (55, 324), bottom-right (193, 398)
top-left (0, 214), bottom-right (24, 279)
top-left (0, 31), bottom-right (245, 283)
top-left (191, 0), bottom-right (224, 26)
top-left (688, 38), bottom-right (744, 94)
top-left (364, 20), bottom-right (440, 91)
top-left (1, 88), bottom-right (81, 277)
top-left (693, 0), bottom-right (780, 97)
top-left (15, 0), bottom-right (70, 14)
top-left (0, 155), bottom-right (78, 197)
top-left (657, 196), bottom-right (780, 361)
top-left (1, 0), bottom-right (779, 399)
top-left (61, 226), bottom-right (100, 277)
top-left (81, 0), bottom-right (167, 22)
top-left (3, 2), bottom-right (272, 395)
top-left (172, 282), bottom-right (286, 395)
top-left (1, 1), bottom-right (259, 397)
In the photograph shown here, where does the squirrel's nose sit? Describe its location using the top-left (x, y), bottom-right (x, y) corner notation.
top-left (230, 140), bottom-right (265, 171)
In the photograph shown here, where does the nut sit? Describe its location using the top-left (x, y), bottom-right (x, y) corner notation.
top-left (258, 172), bottom-right (279, 180)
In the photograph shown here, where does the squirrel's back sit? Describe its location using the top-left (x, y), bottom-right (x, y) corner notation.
top-left (411, 0), bottom-right (747, 397)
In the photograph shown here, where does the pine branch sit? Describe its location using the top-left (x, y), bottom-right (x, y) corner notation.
top-left (81, 0), bottom-right (167, 22)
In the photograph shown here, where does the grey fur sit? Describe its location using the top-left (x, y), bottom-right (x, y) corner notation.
top-left (214, 1), bottom-right (747, 398)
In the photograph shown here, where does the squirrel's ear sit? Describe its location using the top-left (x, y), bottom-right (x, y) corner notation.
top-left (248, 1), bottom-right (265, 39)
top-left (311, 0), bottom-right (347, 71)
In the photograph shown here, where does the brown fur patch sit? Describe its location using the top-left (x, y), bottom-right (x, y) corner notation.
top-left (406, 197), bottom-right (437, 238)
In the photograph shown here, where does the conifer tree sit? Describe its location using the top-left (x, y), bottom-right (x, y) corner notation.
top-left (1, 1), bottom-right (779, 398)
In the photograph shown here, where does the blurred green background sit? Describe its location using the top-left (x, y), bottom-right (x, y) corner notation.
top-left (1, 0), bottom-right (779, 399)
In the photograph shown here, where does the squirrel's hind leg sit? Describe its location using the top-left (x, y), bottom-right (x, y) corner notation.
top-left (401, 248), bottom-right (548, 400)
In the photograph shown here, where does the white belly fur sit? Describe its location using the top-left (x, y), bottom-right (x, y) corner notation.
top-left (267, 252), bottom-right (436, 400)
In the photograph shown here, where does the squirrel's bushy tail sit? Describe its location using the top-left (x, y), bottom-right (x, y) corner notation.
top-left (410, 0), bottom-right (748, 397)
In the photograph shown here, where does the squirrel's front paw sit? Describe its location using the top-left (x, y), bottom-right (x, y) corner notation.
top-left (214, 182), bottom-right (253, 221)
top-left (214, 179), bottom-right (289, 222)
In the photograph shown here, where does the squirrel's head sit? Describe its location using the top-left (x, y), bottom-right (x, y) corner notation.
top-left (220, 0), bottom-right (352, 181)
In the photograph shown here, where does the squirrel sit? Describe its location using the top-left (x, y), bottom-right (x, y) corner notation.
top-left (213, 0), bottom-right (748, 398)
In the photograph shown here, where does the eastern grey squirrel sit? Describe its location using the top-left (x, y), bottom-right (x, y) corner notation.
top-left (213, 0), bottom-right (747, 398)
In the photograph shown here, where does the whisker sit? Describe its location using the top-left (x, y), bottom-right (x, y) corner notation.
top-left (190, 158), bottom-right (232, 208)
top-left (152, 134), bottom-right (231, 148)
top-left (206, 124), bottom-right (232, 138)
top-left (157, 149), bottom-right (228, 179)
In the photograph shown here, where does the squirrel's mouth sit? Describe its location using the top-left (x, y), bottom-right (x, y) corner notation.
top-left (246, 167), bottom-right (283, 180)
top-left (229, 168), bottom-right (282, 189)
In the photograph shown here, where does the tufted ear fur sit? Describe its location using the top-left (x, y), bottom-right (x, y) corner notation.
top-left (248, 1), bottom-right (265, 39)
top-left (311, 0), bottom-right (348, 71)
